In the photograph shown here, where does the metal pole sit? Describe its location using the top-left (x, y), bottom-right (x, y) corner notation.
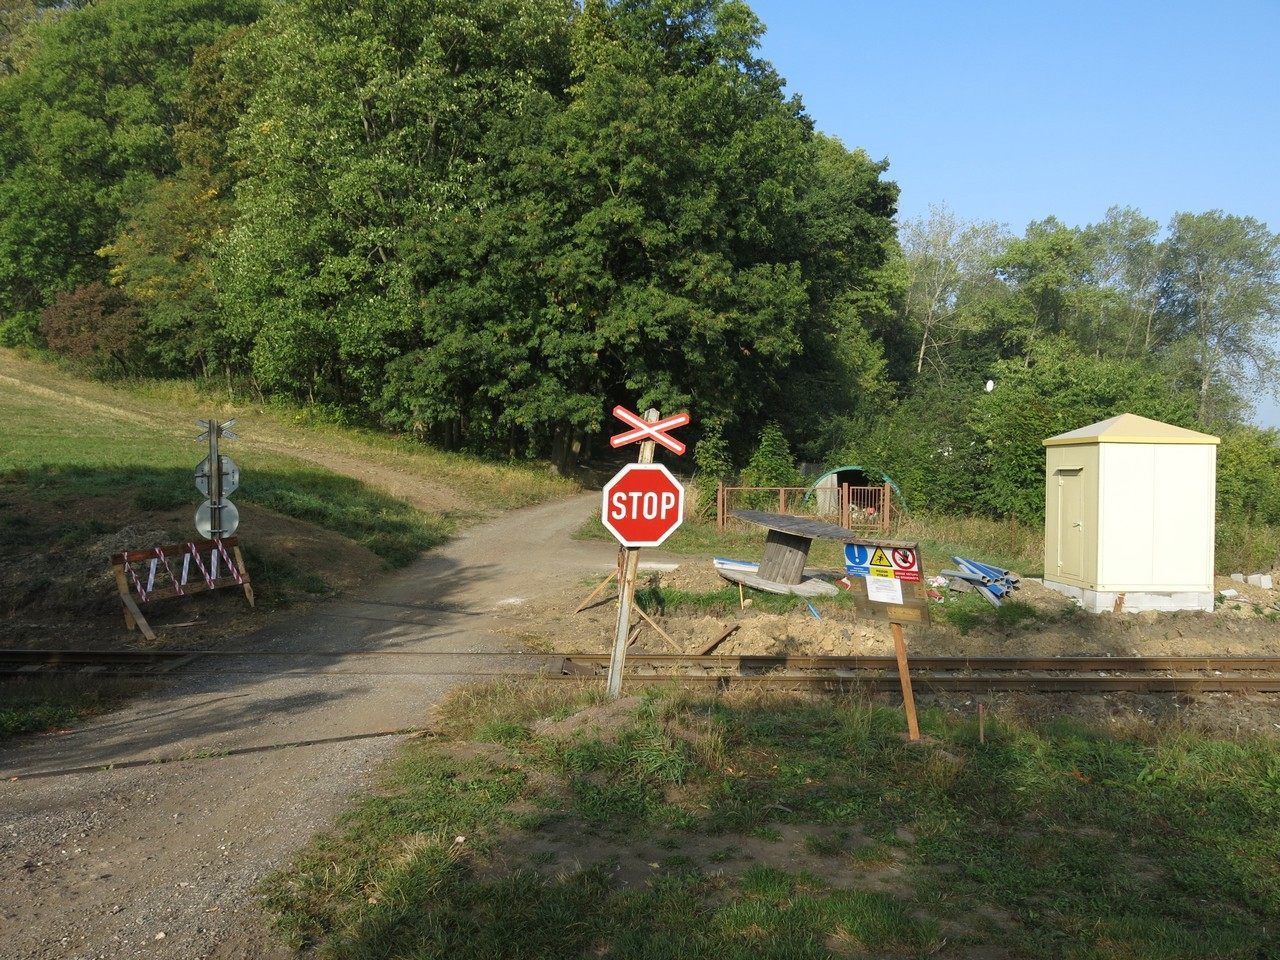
top-left (607, 408), bottom-right (659, 699)
top-left (209, 420), bottom-right (222, 538)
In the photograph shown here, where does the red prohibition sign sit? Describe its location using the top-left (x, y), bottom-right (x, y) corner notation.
top-left (892, 548), bottom-right (916, 568)
top-left (609, 405), bottom-right (690, 456)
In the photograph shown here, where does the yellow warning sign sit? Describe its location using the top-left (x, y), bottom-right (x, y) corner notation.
top-left (869, 546), bottom-right (896, 578)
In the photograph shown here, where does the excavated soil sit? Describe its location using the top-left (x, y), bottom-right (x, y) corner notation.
top-left (499, 560), bottom-right (1280, 659)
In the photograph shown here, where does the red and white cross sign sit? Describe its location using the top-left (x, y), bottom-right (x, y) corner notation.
top-left (609, 405), bottom-right (690, 456)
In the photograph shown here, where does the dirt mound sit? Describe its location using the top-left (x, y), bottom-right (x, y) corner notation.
top-left (533, 696), bottom-right (642, 741)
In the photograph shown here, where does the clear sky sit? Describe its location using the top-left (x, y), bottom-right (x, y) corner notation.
top-left (747, 0), bottom-right (1280, 427)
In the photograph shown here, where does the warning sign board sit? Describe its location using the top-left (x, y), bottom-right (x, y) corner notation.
top-left (890, 547), bottom-right (921, 582)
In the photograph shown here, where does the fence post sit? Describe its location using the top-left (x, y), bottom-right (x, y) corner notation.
top-left (882, 482), bottom-right (892, 532)
top-left (717, 480), bottom-right (725, 531)
top-left (779, 488), bottom-right (786, 514)
top-left (840, 483), bottom-right (849, 528)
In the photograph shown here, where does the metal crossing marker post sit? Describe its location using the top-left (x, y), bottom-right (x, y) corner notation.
top-left (195, 419), bottom-right (240, 540)
top-left (602, 406), bottom-right (689, 698)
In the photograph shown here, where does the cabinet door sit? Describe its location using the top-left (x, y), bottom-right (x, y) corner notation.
top-left (1056, 468), bottom-right (1085, 581)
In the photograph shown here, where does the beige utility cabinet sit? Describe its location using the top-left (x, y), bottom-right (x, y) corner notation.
top-left (1042, 414), bottom-right (1219, 613)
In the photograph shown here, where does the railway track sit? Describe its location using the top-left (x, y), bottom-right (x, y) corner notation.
top-left (6, 648), bottom-right (1280, 692)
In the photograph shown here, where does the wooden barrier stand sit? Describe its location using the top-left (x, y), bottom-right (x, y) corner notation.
top-left (111, 537), bottom-right (254, 640)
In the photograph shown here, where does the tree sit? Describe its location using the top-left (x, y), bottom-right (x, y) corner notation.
top-left (0, 0), bottom-right (259, 324)
top-left (224, 0), bottom-right (898, 472)
top-left (1162, 211), bottom-right (1280, 425)
top-left (900, 204), bottom-right (1004, 376)
top-left (98, 25), bottom-right (260, 377)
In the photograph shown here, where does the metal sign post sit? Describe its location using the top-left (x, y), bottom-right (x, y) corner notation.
top-left (195, 419), bottom-right (240, 540)
top-left (602, 406), bottom-right (689, 699)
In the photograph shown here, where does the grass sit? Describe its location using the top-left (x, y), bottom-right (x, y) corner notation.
top-left (1, 349), bottom-right (573, 568)
top-left (583, 506), bottom-right (1278, 582)
top-left (0, 677), bottom-right (151, 742)
top-left (263, 682), bottom-right (1280, 959)
top-left (577, 512), bottom-right (1042, 577)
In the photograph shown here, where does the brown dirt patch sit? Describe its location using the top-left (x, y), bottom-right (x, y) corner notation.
top-left (0, 490), bottom-right (382, 649)
top-left (498, 560), bottom-right (1280, 660)
top-left (533, 696), bottom-right (644, 742)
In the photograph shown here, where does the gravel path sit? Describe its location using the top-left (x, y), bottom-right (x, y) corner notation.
top-left (0, 493), bottom-right (619, 959)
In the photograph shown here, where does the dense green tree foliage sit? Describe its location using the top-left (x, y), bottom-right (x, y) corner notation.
top-left (0, 0), bottom-right (258, 342)
top-left (0, 0), bottom-right (1276, 521)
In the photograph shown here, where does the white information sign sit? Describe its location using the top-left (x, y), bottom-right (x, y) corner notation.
top-left (865, 574), bottom-right (904, 605)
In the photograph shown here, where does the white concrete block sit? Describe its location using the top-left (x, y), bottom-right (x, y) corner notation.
top-left (1247, 574), bottom-right (1274, 589)
top-left (1231, 573), bottom-right (1245, 583)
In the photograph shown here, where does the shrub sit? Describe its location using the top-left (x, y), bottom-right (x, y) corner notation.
top-left (39, 282), bottom-right (142, 375)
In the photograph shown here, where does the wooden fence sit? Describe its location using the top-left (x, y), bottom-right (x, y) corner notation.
top-left (716, 481), bottom-right (893, 533)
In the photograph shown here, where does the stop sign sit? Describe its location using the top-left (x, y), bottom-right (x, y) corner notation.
top-left (601, 463), bottom-right (685, 547)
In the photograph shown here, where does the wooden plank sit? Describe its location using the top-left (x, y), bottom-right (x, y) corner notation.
top-left (715, 566), bottom-right (839, 597)
top-left (112, 536), bottom-right (239, 566)
top-left (633, 603), bottom-right (680, 652)
top-left (837, 576), bottom-right (931, 626)
top-left (698, 623), bottom-right (739, 656)
top-left (892, 622), bottom-right (921, 742)
top-left (758, 529), bottom-right (811, 584)
top-left (233, 546), bottom-right (255, 607)
top-left (732, 510), bottom-right (917, 548)
top-left (112, 562), bottom-right (136, 631)
top-left (573, 568), bottom-right (618, 614)
top-left (119, 591), bottom-right (156, 642)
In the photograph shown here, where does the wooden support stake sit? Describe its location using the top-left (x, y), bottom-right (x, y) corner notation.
top-left (891, 621), bottom-right (920, 741)
top-left (978, 702), bottom-right (986, 744)
top-left (574, 568), bottom-right (619, 614)
top-left (233, 545), bottom-right (255, 607)
top-left (698, 623), bottom-right (739, 656)
top-left (633, 602), bottom-right (680, 652)
top-left (738, 582), bottom-right (745, 610)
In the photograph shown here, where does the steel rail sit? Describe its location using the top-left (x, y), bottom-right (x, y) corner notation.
top-left (7, 650), bottom-right (1280, 693)
top-left (7, 650), bottom-right (1280, 670)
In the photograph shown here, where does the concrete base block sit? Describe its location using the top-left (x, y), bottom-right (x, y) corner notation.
top-left (1043, 580), bottom-right (1214, 614)
top-left (1247, 574), bottom-right (1274, 590)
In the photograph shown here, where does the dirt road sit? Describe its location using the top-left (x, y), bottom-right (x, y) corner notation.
top-left (0, 493), bottom-right (621, 959)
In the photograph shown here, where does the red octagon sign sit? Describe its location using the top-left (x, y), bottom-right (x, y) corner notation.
top-left (601, 463), bottom-right (685, 547)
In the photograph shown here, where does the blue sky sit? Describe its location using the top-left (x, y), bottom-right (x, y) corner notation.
top-left (747, 0), bottom-right (1280, 427)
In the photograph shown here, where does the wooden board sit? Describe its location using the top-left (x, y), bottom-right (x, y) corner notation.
top-left (836, 575), bottom-right (931, 625)
top-left (715, 565), bottom-right (839, 597)
top-left (732, 510), bottom-right (918, 549)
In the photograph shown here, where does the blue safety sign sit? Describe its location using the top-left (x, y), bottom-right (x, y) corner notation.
top-left (845, 543), bottom-right (870, 576)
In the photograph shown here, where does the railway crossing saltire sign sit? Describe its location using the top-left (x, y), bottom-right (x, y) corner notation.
top-left (608, 405), bottom-right (690, 456)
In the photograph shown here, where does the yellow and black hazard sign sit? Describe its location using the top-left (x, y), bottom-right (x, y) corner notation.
top-left (868, 545), bottom-right (895, 578)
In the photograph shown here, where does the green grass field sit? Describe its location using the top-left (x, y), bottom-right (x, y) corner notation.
top-left (263, 682), bottom-right (1280, 959)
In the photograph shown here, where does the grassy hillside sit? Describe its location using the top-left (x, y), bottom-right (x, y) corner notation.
top-left (0, 349), bottom-right (575, 645)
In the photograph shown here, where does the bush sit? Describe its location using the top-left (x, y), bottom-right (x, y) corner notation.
top-left (741, 422), bottom-right (800, 488)
top-left (0, 310), bottom-right (40, 348)
top-left (39, 282), bottom-right (142, 375)
top-left (1217, 426), bottom-right (1280, 525)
